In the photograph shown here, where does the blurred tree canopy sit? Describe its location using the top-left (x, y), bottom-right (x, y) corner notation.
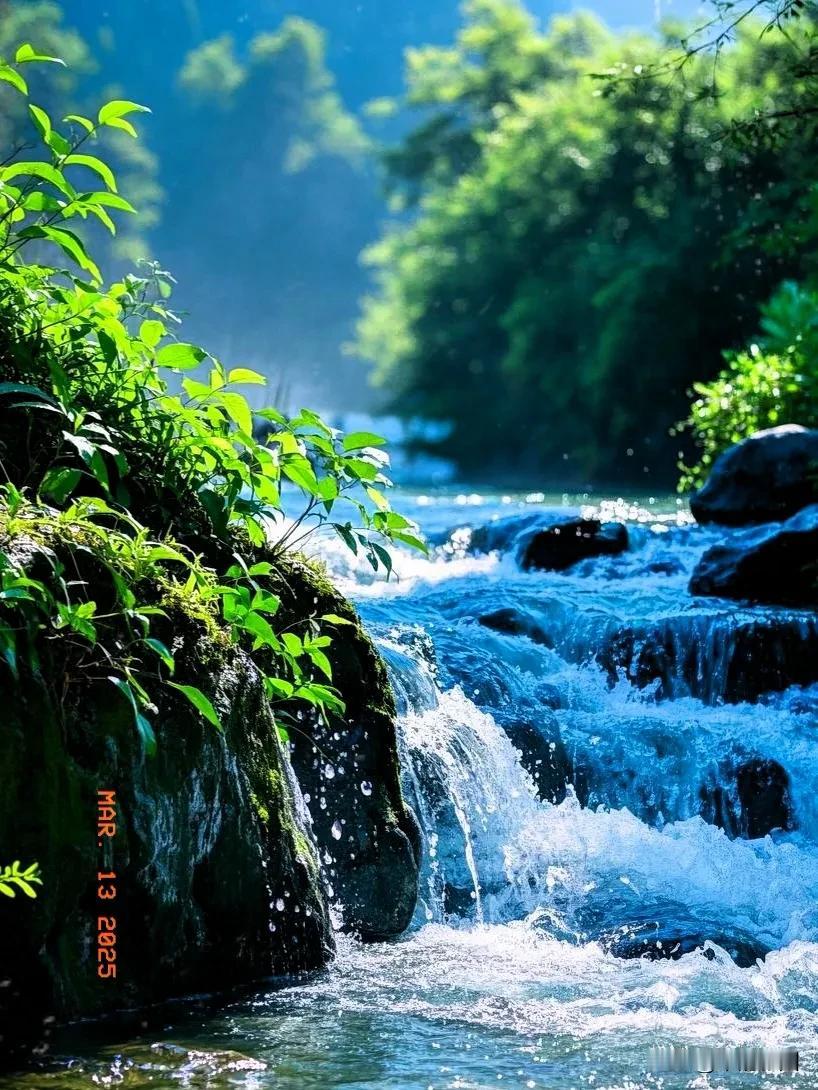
top-left (0, 0), bottom-right (162, 262)
top-left (355, 0), bottom-right (818, 483)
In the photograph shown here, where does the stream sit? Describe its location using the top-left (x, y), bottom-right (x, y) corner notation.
top-left (9, 489), bottom-right (818, 1089)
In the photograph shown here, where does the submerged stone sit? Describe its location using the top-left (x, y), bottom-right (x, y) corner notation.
top-left (477, 606), bottom-right (555, 647)
top-left (604, 921), bottom-right (769, 967)
top-left (691, 425), bottom-right (818, 526)
top-left (597, 611), bottom-right (818, 702)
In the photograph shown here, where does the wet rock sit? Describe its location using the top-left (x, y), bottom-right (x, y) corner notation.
top-left (0, 553), bottom-right (333, 1058)
top-left (689, 505), bottom-right (818, 607)
top-left (604, 920), bottom-right (769, 967)
top-left (691, 425), bottom-right (818, 526)
top-left (737, 758), bottom-right (794, 838)
top-left (597, 613), bottom-right (818, 702)
top-left (520, 519), bottom-right (628, 571)
top-left (466, 511), bottom-right (628, 571)
top-left (478, 607), bottom-right (555, 648)
top-left (495, 712), bottom-right (571, 804)
top-left (700, 757), bottom-right (794, 839)
top-left (273, 556), bottom-right (420, 941)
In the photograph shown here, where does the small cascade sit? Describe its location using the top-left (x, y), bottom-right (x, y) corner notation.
top-left (357, 493), bottom-right (818, 969)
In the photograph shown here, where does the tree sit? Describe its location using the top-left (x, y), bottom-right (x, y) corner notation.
top-left (355, 0), bottom-right (818, 483)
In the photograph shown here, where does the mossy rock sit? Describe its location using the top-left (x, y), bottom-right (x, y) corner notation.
top-left (268, 553), bottom-right (421, 940)
top-left (0, 535), bottom-right (333, 1064)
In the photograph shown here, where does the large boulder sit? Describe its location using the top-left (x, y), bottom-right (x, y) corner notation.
top-left (689, 505), bottom-right (818, 606)
top-left (691, 425), bottom-right (818, 526)
top-left (0, 578), bottom-right (333, 1061)
top-left (272, 557), bottom-right (421, 941)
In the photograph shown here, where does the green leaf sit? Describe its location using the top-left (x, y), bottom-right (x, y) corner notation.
top-left (140, 319), bottom-right (165, 348)
top-left (63, 153), bottom-right (117, 193)
top-left (169, 682), bottom-right (221, 730)
top-left (98, 99), bottom-right (151, 125)
top-left (18, 225), bottom-right (101, 281)
top-left (40, 466), bottom-right (81, 504)
top-left (321, 613), bottom-right (354, 626)
top-left (282, 457), bottom-right (320, 495)
top-left (266, 677), bottom-right (295, 699)
top-left (1, 161), bottom-right (76, 199)
top-left (342, 431), bottom-right (388, 451)
top-left (109, 676), bottom-right (157, 757)
top-left (309, 648), bottom-right (333, 680)
top-left (15, 43), bottom-right (66, 65)
top-left (247, 561), bottom-right (274, 577)
top-left (281, 632), bottom-right (303, 657)
top-left (156, 342), bottom-right (207, 370)
top-left (0, 65), bottom-right (27, 94)
top-left (80, 192), bottom-right (137, 214)
top-left (227, 367), bottom-right (266, 385)
top-left (143, 638), bottom-right (174, 671)
top-left (28, 104), bottom-right (51, 143)
top-left (0, 382), bottom-right (59, 406)
top-left (242, 610), bottom-right (277, 646)
top-left (219, 391), bottom-right (253, 435)
top-left (393, 531), bottom-right (428, 554)
top-left (344, 458), bottom-right (379, 482)
top-left (103, 116), bottom-right (138, 138)
top-left (365, 485), bottom-right (390, 511)
top-left (64, 113), bottom-right (94, 133)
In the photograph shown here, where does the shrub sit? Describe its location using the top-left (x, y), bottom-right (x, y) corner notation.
top-left (0, 43), bottom-right (423, 753)
top-left (678, 281), bottom-right (818, 491)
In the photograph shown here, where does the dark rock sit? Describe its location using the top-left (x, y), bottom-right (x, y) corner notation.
top-left (737, 758), bottom-right (794, 838)
top-left (691, 425), bottom-right (818, 526)
top-left (478, 607), bottom-right (555, 647)
top-left (496, 712), bottom-right (571, 804)
top-left (604, 919), bottom-right (769, 967)
top-left (598, 612), bottom-right (818, 703)
top-left (521, 519), bottom-right (628, 571)
top-left (0, 592), bottom-right (333, 1059)
top-left (700, 757), bottom-right (794, 839)
top-left (690, 505), bottom-right (818, 606)
top-left (273, 556), bottom-right (420, 941)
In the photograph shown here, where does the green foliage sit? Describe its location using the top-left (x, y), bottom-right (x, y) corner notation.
top-left (355, 0), bottom-right (818, 481)
top-left (0, 4), bottom-right (162, 263)
top-left (678, 281), bottom-right (818, 489)
top-left (0, 860), bottom-right (42, 898)
top-left (0, 44), bottom-right (422, 754)
top-left (179, 18), bottom-right (369, 173)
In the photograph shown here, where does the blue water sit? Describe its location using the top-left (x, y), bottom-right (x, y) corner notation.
top-left (11, 489), bottom-right (818, 1089)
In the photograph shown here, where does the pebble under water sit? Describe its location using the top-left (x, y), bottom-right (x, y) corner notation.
top-left (10, 490), bottom-right (818, 1090)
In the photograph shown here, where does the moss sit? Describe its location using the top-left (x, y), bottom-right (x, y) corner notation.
top-left (249, 791), bottom-right (270, 824)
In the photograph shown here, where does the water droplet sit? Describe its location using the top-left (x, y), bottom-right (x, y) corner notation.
top-left (324, 764), bottom-right (335, 780)
top-left (275, 898), bottom-right (285, 911)
top-left (360, 780), bottom-right (373, 796)
top-left (331, 820), bottom-right (343, 840)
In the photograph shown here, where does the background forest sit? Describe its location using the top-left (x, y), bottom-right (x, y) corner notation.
top-left (2, 0), bottom-right (816, 486)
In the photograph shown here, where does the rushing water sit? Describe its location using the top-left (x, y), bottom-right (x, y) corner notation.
top-left (10, 489), bottom-right (818, 1089)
